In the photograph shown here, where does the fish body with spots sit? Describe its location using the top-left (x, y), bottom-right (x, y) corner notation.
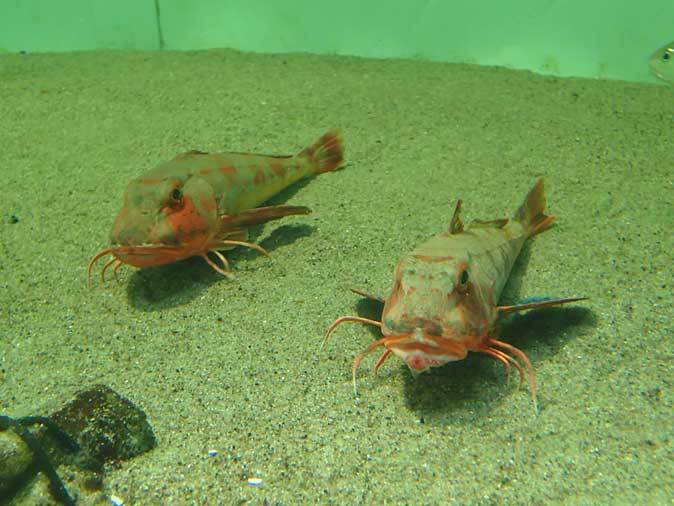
top-left (89, 130), bottom-right (344, 282)
top-left (324, 179), bottom-right (586, 409)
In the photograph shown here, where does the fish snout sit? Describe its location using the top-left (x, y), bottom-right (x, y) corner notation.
top-left (111, 211), bottom-right (149, 246)
top-left (386, 328), bottom-right (468, 374)
top-left (111, 209), bottom-right (177, 248)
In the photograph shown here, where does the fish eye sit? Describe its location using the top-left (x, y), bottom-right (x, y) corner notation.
top-left (664, 52), bottom-right (671, 61)
top-left (170, 187), bottom-right (183, 203)
top-left (459, 269), bottom-right (469, 285)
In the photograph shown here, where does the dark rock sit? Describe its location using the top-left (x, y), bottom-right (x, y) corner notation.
top-left (0, 430), bottom-right (33, 495)
top-left (47, 384), bottom-right (157, 471)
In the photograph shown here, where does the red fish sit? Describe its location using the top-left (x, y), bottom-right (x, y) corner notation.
top-left (88, 131), bottom-right (344, 285)
top-left (323, 179), bottom-right (586, 410)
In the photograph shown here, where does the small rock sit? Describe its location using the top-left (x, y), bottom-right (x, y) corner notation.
top-left (47, 384), bottom-right (157, 471)
top-left (0, 430), bottom-right (32, 494)
top-left (110, 493), bottom-right (125, 505)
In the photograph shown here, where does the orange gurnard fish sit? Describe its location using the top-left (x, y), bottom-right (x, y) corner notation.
top-left (323, 179), bottom-right (586, 410)
top-left (89, 130), bottom-right (344, 285)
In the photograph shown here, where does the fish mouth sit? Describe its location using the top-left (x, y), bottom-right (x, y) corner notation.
top-left (101, 243), bottom-right (198, 267)
top-left (86, 243), bottom-right (200, 287)
top-left (386, 329), bottom-right (469, 374)
top-left (349, 329), bottom-right (470, 387)
top-left (87, 239), bottom-right (270, 287)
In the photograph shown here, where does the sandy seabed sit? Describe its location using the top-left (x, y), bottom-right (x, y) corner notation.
top-left (0, 48), bottom-right (672, 504)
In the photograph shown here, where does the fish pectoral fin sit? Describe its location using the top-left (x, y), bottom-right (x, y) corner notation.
top-left (350, 288), bottom-right (386, 303)
top-left (220, 205), bottom-right (311, 230)
top-left (470, 218), bottom-right (509, 229)
top-left (497, 296), bottom-right (588, 313)
top-left (175, 149), bottom-right (209, 157)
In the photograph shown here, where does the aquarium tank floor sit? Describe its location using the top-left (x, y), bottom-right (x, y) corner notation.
top-left (0, 49), bottom-right (671, 504)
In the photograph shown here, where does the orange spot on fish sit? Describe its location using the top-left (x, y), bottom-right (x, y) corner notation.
top-left (253, 168), bottom-right (266, 185)
top-left (166, 195), bottom-right (209, 244)
top-left (218, 164), bottom-right (237, 186)
top-left (302, 145), bottom-right (316, 165)
top-left (270, 161), bottom-right (285, 177)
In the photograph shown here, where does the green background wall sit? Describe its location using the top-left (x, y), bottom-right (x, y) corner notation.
top-left (1, 0), bottom-right (670, 83)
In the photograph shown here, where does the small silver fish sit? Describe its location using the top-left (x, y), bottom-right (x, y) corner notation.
top-left (649, 40), bottom-right (674, 85)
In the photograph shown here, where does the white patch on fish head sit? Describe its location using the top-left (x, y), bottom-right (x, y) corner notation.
top-left (649, 40), bottom-right (674, 85)
top-left (382, 255), bottom-right (473, 337)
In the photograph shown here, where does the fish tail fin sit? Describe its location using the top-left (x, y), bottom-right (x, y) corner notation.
top-left (514, 178), bottom-right (555, 237)
top-left (298, 130), bottom-right (345, 174)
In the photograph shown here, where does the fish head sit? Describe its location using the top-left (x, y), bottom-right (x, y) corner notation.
top-left (649, 40), bottom-right (674, 85)
top-left (380, 254), bottom-right (495, 373)
top-left (110, 174), bottom-right (221, 267)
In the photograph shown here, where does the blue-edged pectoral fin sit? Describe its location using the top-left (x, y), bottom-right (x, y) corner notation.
top-left (497, 296), bottom-right (588, 314)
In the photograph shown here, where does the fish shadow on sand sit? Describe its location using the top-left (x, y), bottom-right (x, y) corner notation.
top-left (401, 304), bottom-right (594, 422)
top-left (348, 240), bottom-right (595, 422)
top-left (125, 259), bottom-right (226, 310)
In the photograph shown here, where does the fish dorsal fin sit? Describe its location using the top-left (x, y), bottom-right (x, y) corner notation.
top-left (224, 151), bottom-right (293, 159)
top-left (177, 150), bottom-right (209, 157)
top-left (470, 218), bottom-right (509, 229)
top-left (448, 200), bottom-right (464, 234)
